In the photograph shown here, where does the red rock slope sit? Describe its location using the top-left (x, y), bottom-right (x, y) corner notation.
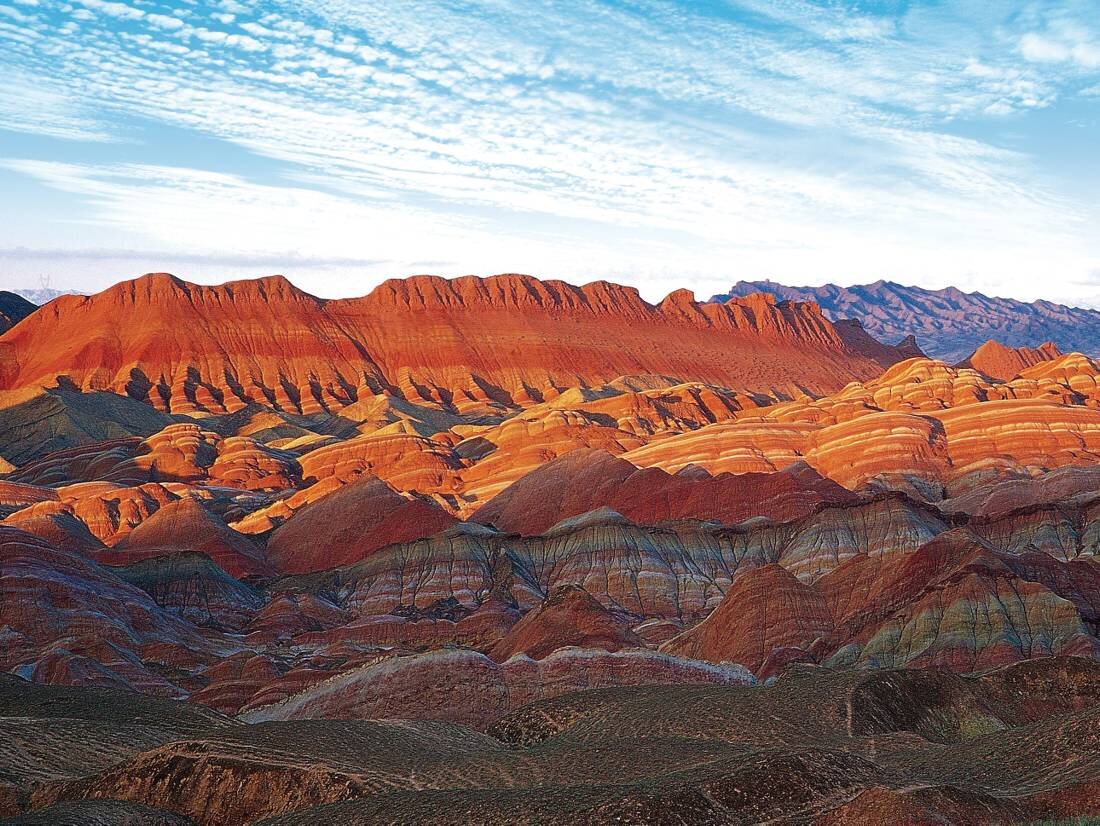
top-left (264, 475), bottom-right (458, 574)
top-left (0, 273), bottom-right (908, 411)
top-left (99, 498), bottom-right (273, 578)
top-left (472, 448), bottom-right (855, 534)
top-left (661, 564), bottom-right (835, 677)
top-left (957, 339), bottom-right (1062, 380)
top-left (487, 584), bottom-right (645, 662)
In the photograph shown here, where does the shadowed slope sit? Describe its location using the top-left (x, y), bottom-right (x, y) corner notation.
top-left (0, 292), bottom-right (36, 334)
top-left (0, 386), bottom-right (172, 466)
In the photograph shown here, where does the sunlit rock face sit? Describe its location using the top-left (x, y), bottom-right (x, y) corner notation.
top-left (623, 354), bottom-right (1100, 493)
top-left (958, 339), bottom-right (1063, 381)
top-left (101, 498), bottom-right (274, 578)
top-left (470, 447), bottom-right (856, 535)
top-left (262, 475), bottom-right (457, 573)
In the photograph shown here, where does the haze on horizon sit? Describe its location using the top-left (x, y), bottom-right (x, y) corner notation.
top-left (1, 0), bottom-right (1098, 308)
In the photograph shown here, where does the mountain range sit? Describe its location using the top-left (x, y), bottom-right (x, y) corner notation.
top-left (7, 287), bottom-right (83, 305)
top-left (0, 272), bottom-right (908, 415)
top-left (714, 279), bottom-right (1100, 362)
top-left (0, 271), bottom-right (1098, 824)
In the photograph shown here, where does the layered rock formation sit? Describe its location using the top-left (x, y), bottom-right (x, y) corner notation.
top-left (486, 585), bottom-right (644, 662)
top-left (0, 270), bottom-right (1098, 823)
top-left (243, 647), bottom-right (752, 730)
top-left (263, 475), bottom-right (457, 573)
top-left (102, 498), bottom-right (273, 578)
top-left (624, 354), bottom-right (1100, 492)
top-left (471, 448), bottom-right (855, 535)
top-left (0, 527), bottom-right (205, 696)
top-left (661, 564), bottom-right (834, 677)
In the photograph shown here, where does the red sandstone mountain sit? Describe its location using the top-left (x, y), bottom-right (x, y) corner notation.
top-left (487, 584), bottom-right (644, 662)
top-left (1, 271), bottom-right (1100, 823)
top-left (661, 564), bottom-right (835, 676)
top-left (0, 272), bottom-right (908, 412)
top-left (957, 339), bottom-right (1062, 380)
top-left (101, 498), bottom-right (273, 578)
top-left (265, 475), bottom-right (458, 573)
top-left (472, 448), bottom-right (855, 534)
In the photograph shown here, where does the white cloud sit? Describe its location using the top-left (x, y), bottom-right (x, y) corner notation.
top-left (74, 0), bottom-right (145, 21)
top-left (1020, 25), bottom-right (1100, 69)
top-left (146, 14), bottom-right (186, 30)
top-left (1021, 32), bottom-right (1072, 62)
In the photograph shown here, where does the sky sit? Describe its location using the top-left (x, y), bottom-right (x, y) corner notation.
top-left (0, 1), bottom-right (1099, 307)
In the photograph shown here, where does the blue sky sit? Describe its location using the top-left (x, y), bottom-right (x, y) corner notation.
top-left (1, 0), bottom-right (1098, 306)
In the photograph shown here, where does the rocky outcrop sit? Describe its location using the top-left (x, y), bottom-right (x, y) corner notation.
top-left (7, 424), bottom-right (299, 492)
top-left (0, 388), bottom-right (171, 468)
top-left (309, 495), bottom-right (943, 625)
top-left (471, 448), bottom-right (855, 534)
top-left (958, 339), bottom-right (1062, 380)
top-left (112, 553), bottom-right (265, 630)
top-left (0, 528), bottom-right (205, 694)
top-left (295, 432), bottom-right (462, 494)
top-left (1, 507), bottom-right (104, 555)
top-left (819, 531), bottom-right (1097, 671)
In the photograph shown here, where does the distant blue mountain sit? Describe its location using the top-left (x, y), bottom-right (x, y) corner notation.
top-left (712, 280), bottom-right (1100, 363)
top-left (10, 287), bottom-right (84, 305)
